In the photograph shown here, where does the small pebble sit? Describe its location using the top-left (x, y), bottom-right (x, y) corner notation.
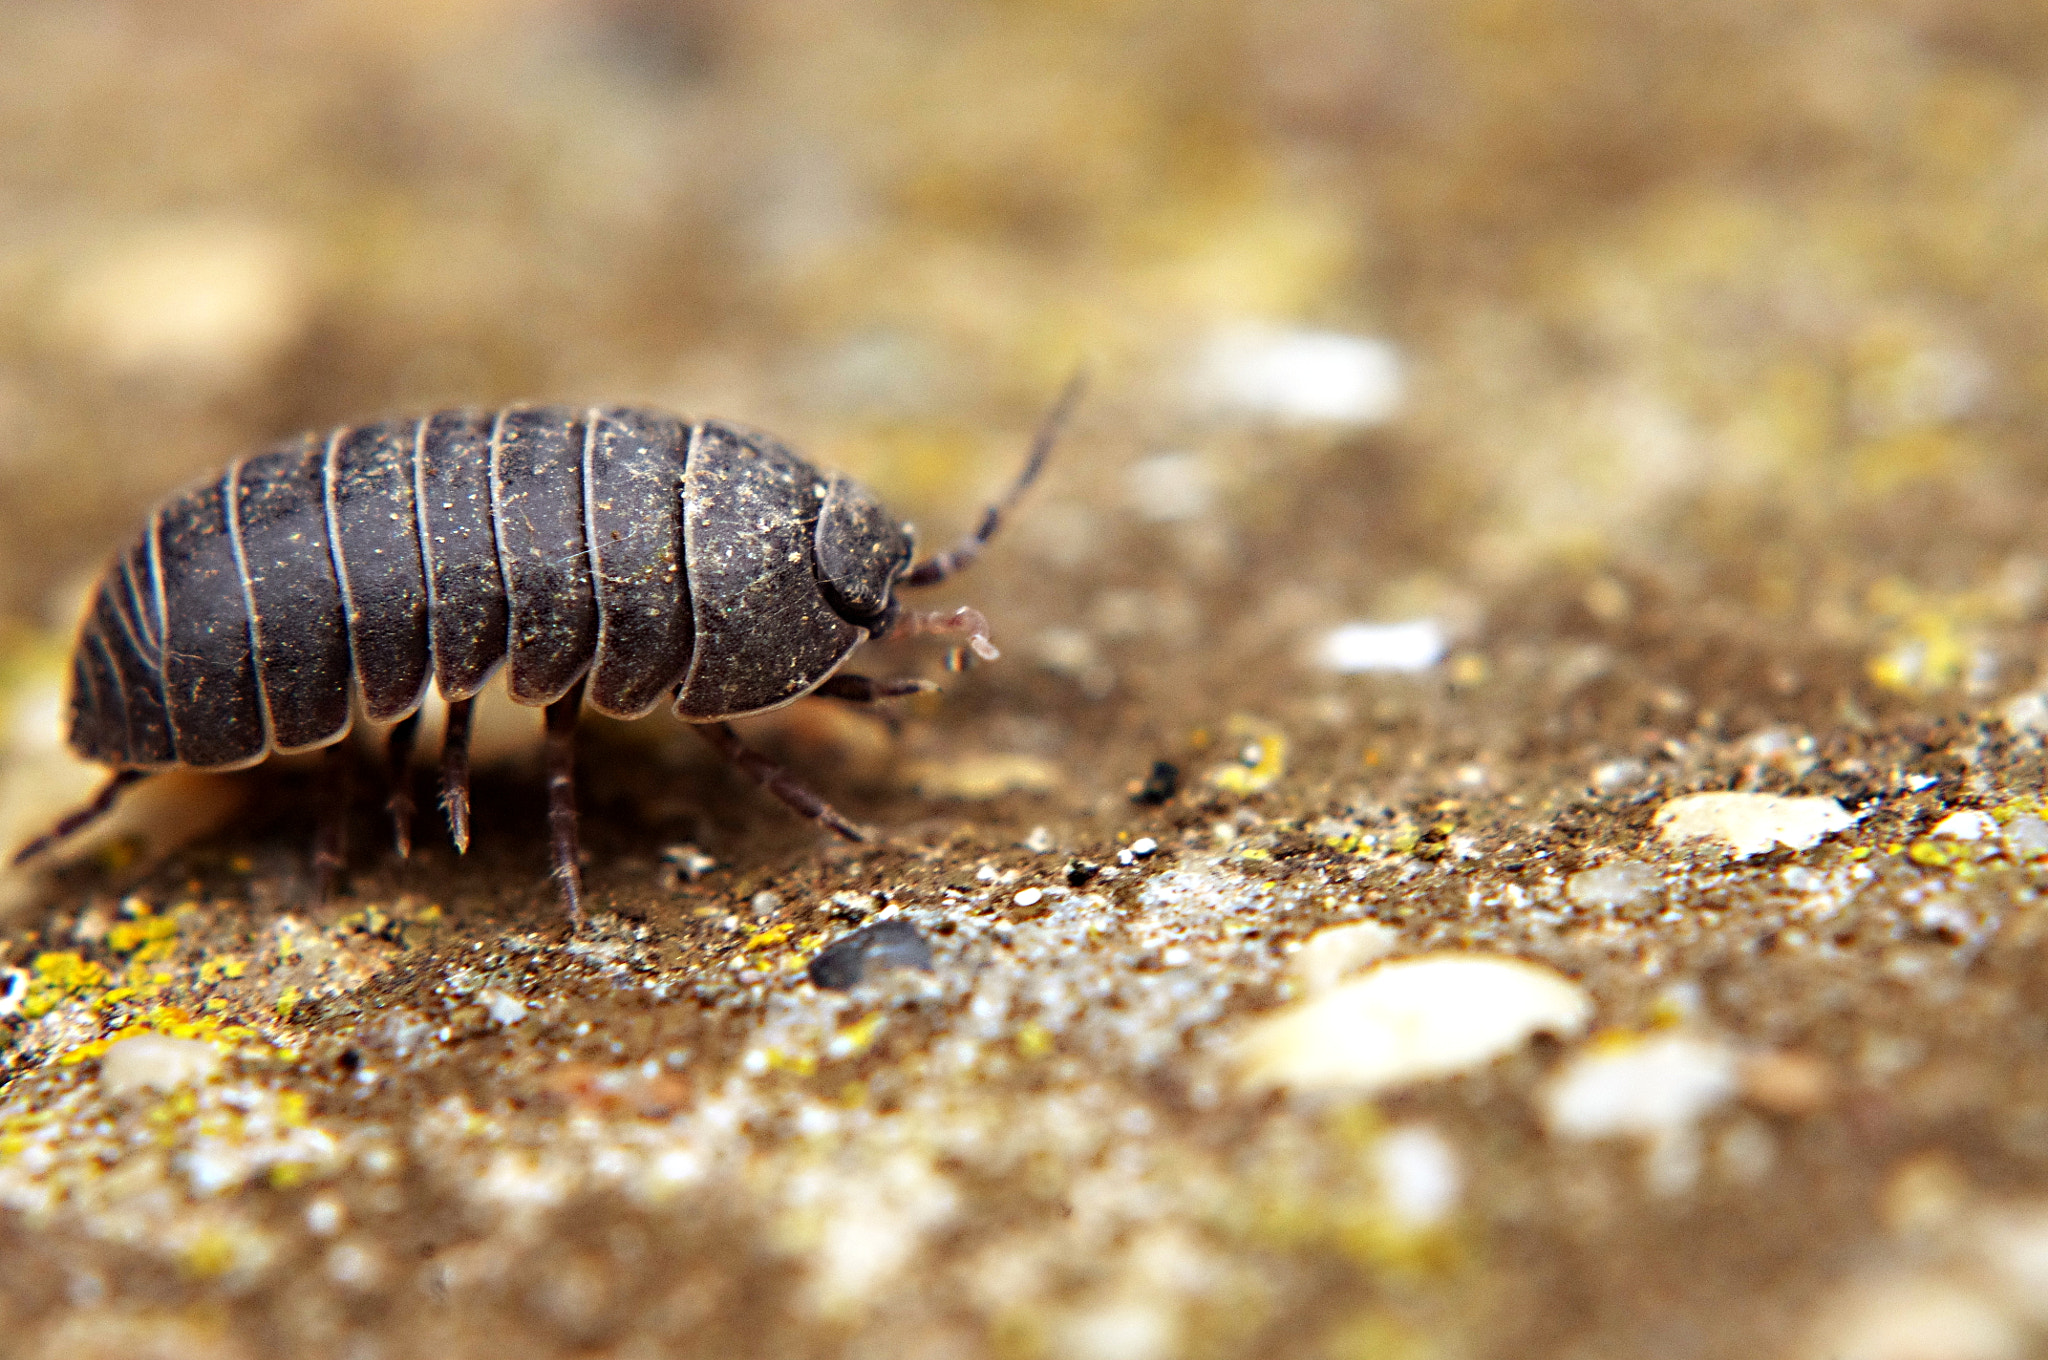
top-left (1022, 826), bottom-right (1056, 854)
top-left (478, 989), bottom-right (528, 1027)
top-left (806, 919), bottom-right (934, 991)
top-left (1590, 758), bottom-right (1648, 794)
top-left (1193, 324), bottom-right (1405, 425)
top-left (2004, 816), bottom-right (2048, 859)
top-left (1124, 451), bottom-right (1215, 524)
top-left (1129, 761), bottom-right (1180, 806)
top-left (98, 1034), bottom-right (223, 1097)
top-left (1654, 792), bottom-right (1855, 858)
top-left (1542, 1033), bottom-right (1741, 1140)
top-left (1013, 887), bottom-right (1044, 908)
top-left (1740, 1050), bottom-right (1834, 1116)
top-left (1930, 810), bottom-right (1997, 841)
top-left (750, 891), bottom-right (785, 918)
top-left (1566, 860), bottom-right (1662, 910)
top-left (1313, 619), bottom-right (1446, 674)
top-left (662, 844), bottom-right (718, 880)
top-left (1372, 1125), bottom-right (1462, 1229)
top-left (1290, 920), bottom-right (1399, 995)
top-left (1803, 1274), bottom-right (2025, 1360)
top-left (1064, 860), bottom-right (1102, 887)
top-left (1237, 953), bottom-right (1592, 1094)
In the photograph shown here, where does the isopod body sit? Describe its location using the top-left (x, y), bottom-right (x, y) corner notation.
top-left (28, 391), bottom-right (1074, 922)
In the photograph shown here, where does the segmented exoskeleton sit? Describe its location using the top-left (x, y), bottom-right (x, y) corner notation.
top-left (18, 385), bottom-right (1076, 923)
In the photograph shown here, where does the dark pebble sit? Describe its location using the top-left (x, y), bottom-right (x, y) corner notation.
top-left (1130, 760), bottom-right (1180, 806)
top-left (806, 919), bottom-right (935, 991)
top-left (1064, 859), bottom-right (1102, 888)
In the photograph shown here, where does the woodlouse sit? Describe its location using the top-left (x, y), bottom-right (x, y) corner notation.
top-left (16, 384), bottom-right (1077, 922)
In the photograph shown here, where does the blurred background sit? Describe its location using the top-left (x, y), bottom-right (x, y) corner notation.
top-left (9, 0), bottom-right (2048, 633)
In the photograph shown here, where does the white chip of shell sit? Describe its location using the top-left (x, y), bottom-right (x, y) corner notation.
top-left (1565, 860), bottom-right (1662, 910)
top-left (2005, 816), bottom-right (2048, 860)
top-left (1193, 324), bottom-right (1405, 425)
top-left (1653, 792), bottom-right (1855, 858)
top-left (1930, 810), bottom-right (1997, 841)
top-left (1372, 1124), bottom-right (1462, 1229)
top-left (1541, 1033), bottom-right (1741, 1140)
top-left (1313, 619), bottom-right (1447, 674)
top-left (98, 1033), bottom-right (223, 1097)
top-left (1290, 920), bottom-right (1399, 995)
top-left (478, 989), bottom-right (528, 1026)
top-left (1235, 953), bottom-right (1592, 1094)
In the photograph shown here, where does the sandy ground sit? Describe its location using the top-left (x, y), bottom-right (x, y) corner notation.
top-left (4, 2), bottom-right (2048, 1357)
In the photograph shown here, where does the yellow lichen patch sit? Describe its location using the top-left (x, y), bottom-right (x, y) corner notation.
top-left (1015, 1022), bottom-right (1054, 1059)
top-left (107, 901), bottom-right (181, 963)
top-left (743, 923), bottom-right (794, 953)
top-left (21, 951), bottom-right (110, 1019)
top-left (1208, 716), bottom-right (1287, 796)
top-left (54, 1003), bottom-right (263, 1067)
top-left (198, 955), bottom-right (247, 984)
top-left (1905, 840), bottom-right (1981, 877)
top-left (1863, 576), bottom-right (2002, 695)
top-left (834, 1013), bottom-right (885, 1057)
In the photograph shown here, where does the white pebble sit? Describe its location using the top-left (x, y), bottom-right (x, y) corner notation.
top-left (1566, 861), bottom-right (1662, 910)
top-left (1193, 324), bottom-right (1405, 425)
top-left (661, 843), bottom-right (717, 879)
top-left (1654, 792), bottom-right (1855, 859)
top-left (1930, 810), bottom-right (1997, 841)
top-left (1131, 837), bottom-right (1158, 857)
top-left (1013, 887), bottom-right (1044, 908)
top-left (1590, 758), bottom-right (1647, 793)
top-left (305, 1196), bottom-right (345, 1236)
top-left (1804, 1274), bottom-right (2025, 1360)
top-left (1313, 619), bottom-right (1446, 675)
top-left (2004, 816), bottom-right (2048, 860)
top-left (1124, 452), bottom-right (1214, 523)
top-left (1022, 826), bottom-right (1056, 854)
top-left (478, 989), bottom-right (527, 1026)
top-left (1372, 1125), bottom-right (1461, 1229)
top-left (1976, 1203), bottom-right (2048, 1325)
top-left (1290, 920), bottom-right (1398, 995)
top-left (98, 1034), bottom-right (222, 1097)
top-left (1542, 1033), bottom-right (1741, 1140)
top-left (1237, 953), bottom-right (1592, 1094)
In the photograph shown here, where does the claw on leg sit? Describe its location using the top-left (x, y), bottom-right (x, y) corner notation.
top-left (440, 697), bottom-right (474, 855)
top-left (544, 679), bottom-right (587, 926)
top-left (386, 710), bottom-right (422, 859)
top-left (695, 721), bottom-right (868, 843)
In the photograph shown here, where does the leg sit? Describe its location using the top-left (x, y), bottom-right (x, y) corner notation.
top-left (815, 673), bottom-right (939, 703)
top-left (694, 721), bottom-right (868, 843)
top-left (440, 697), bottom-right (474, 855)
top-left (386, 710), bottom-right (422, 859)
top-left (313, 741), bottom-right (353, 901)
top-left (9, 769), bottom-right (148, 866)
top-left (543, 678), bottom-right (587, 925)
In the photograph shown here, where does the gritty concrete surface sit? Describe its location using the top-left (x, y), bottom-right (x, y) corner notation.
top-left (5, 2), bottom-right (2048, 1357)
